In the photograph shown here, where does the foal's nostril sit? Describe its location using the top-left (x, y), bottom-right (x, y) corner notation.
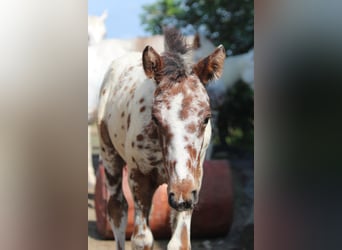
top-left (168, 192), bottom-right (175, 207)
top-left (192, 190), bottom-right (198, 202)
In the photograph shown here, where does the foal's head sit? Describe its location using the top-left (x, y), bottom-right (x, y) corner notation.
top-left (142, 28), bottom-right (225, 211)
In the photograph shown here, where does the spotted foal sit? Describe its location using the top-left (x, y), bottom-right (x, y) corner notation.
top-left (97, 28), bottom-right (225, 250)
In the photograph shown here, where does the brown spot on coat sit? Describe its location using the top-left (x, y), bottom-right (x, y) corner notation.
top-left (180, 94), bottom-right (193, 120)
top-left (137, 134), bottom-right (144, 141)
top-left (139, 98), bottom-right (144, 103)
top-left (127, 114), bottom-right (131, 130)
top-left (147, 156), bottom-right (156, 162)
top-left (140, 106), bottom-right (146, 112)
top-left (121, 112), bottom-right (125, 117)
top-left (186, 123), bottom-right (196, 133)
top-left (150, 160), bottom-right (163, 166)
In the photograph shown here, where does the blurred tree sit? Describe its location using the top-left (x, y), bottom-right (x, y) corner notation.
top-left (140, 0), bottom-right (254, 55)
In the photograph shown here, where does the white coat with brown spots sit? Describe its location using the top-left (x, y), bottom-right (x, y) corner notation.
top-left (97, 28), bottom-right (225, 250)
top-left (88, 32), bottom-right (216, 188)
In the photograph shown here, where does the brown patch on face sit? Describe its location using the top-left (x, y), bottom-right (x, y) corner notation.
top-left (187, 78), bottom-right (198, 92)
top-left (170, 179), bottom-right (194, 202)
top-left (186, 145), bottom-right (197, 162)
top-left (140, 106), bottom-right (146, 112)
top-left (180, 223), bottom-right (189, 250)
top-left (179, 109), bottom-right (188, 121)
top-left (127, 114), bottom-right (131, 130)
top-left (194, 163), bottom-right (202, 184)
top-left (139, 98), bottom-right (144, 103)
top-left (198, 101), bottom-right (208, 109)
top-left (179, 94), bottom-right (193, 120)
top-left (137, 134), bottom-right (144, 141)
top-left (186, 123), bottom-right (196, 134)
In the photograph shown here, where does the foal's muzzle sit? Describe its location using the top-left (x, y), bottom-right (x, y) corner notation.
top-left (168, 190), bottom-right (198, 211)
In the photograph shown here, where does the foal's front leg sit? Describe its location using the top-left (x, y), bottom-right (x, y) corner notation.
top-left (128, 170), bottom-right (158, 250)
top-left (167, 209), bottom-right (193, 250)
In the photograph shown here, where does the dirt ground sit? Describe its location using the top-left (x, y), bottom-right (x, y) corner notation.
top-left (88, 187), bottom-right (234, 250)
top-left (88, 188), bottom-right (231, 250)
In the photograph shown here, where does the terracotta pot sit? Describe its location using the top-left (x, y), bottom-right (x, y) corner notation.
top-left (95, 160), bottom-right (233, 239)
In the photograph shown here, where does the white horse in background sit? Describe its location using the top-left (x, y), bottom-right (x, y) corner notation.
top-left (88, 10), bottom-right (108, 45)
top-left (206, 49), bottom-right (254, 109)
top-left (205, 49), bottom-right (254, 159)
top-left (88, 33), bottom-right (217, 188)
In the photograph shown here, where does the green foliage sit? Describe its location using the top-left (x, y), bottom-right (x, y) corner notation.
top-left (140, 0), bottom-right (254, 55)
top-left (217, 81), bottom-right (254, 153)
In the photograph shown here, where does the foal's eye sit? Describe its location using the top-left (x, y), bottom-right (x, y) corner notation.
top-left (203, 116), bottom-right (211, 125)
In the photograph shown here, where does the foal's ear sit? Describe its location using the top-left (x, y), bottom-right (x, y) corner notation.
top-left (142, 46), bottom-right (163, 81)
top-left (100, 10), bottom-right (108, 21)
top-left (193, 33), bottom-right (201, 49)
top-left (192, 45), bottom-right (226, 85)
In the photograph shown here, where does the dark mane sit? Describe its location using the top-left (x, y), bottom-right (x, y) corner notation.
top-left (164, 27), bottom-right (190, 55)
top-left (161, 28), bottom-right (192, 81)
